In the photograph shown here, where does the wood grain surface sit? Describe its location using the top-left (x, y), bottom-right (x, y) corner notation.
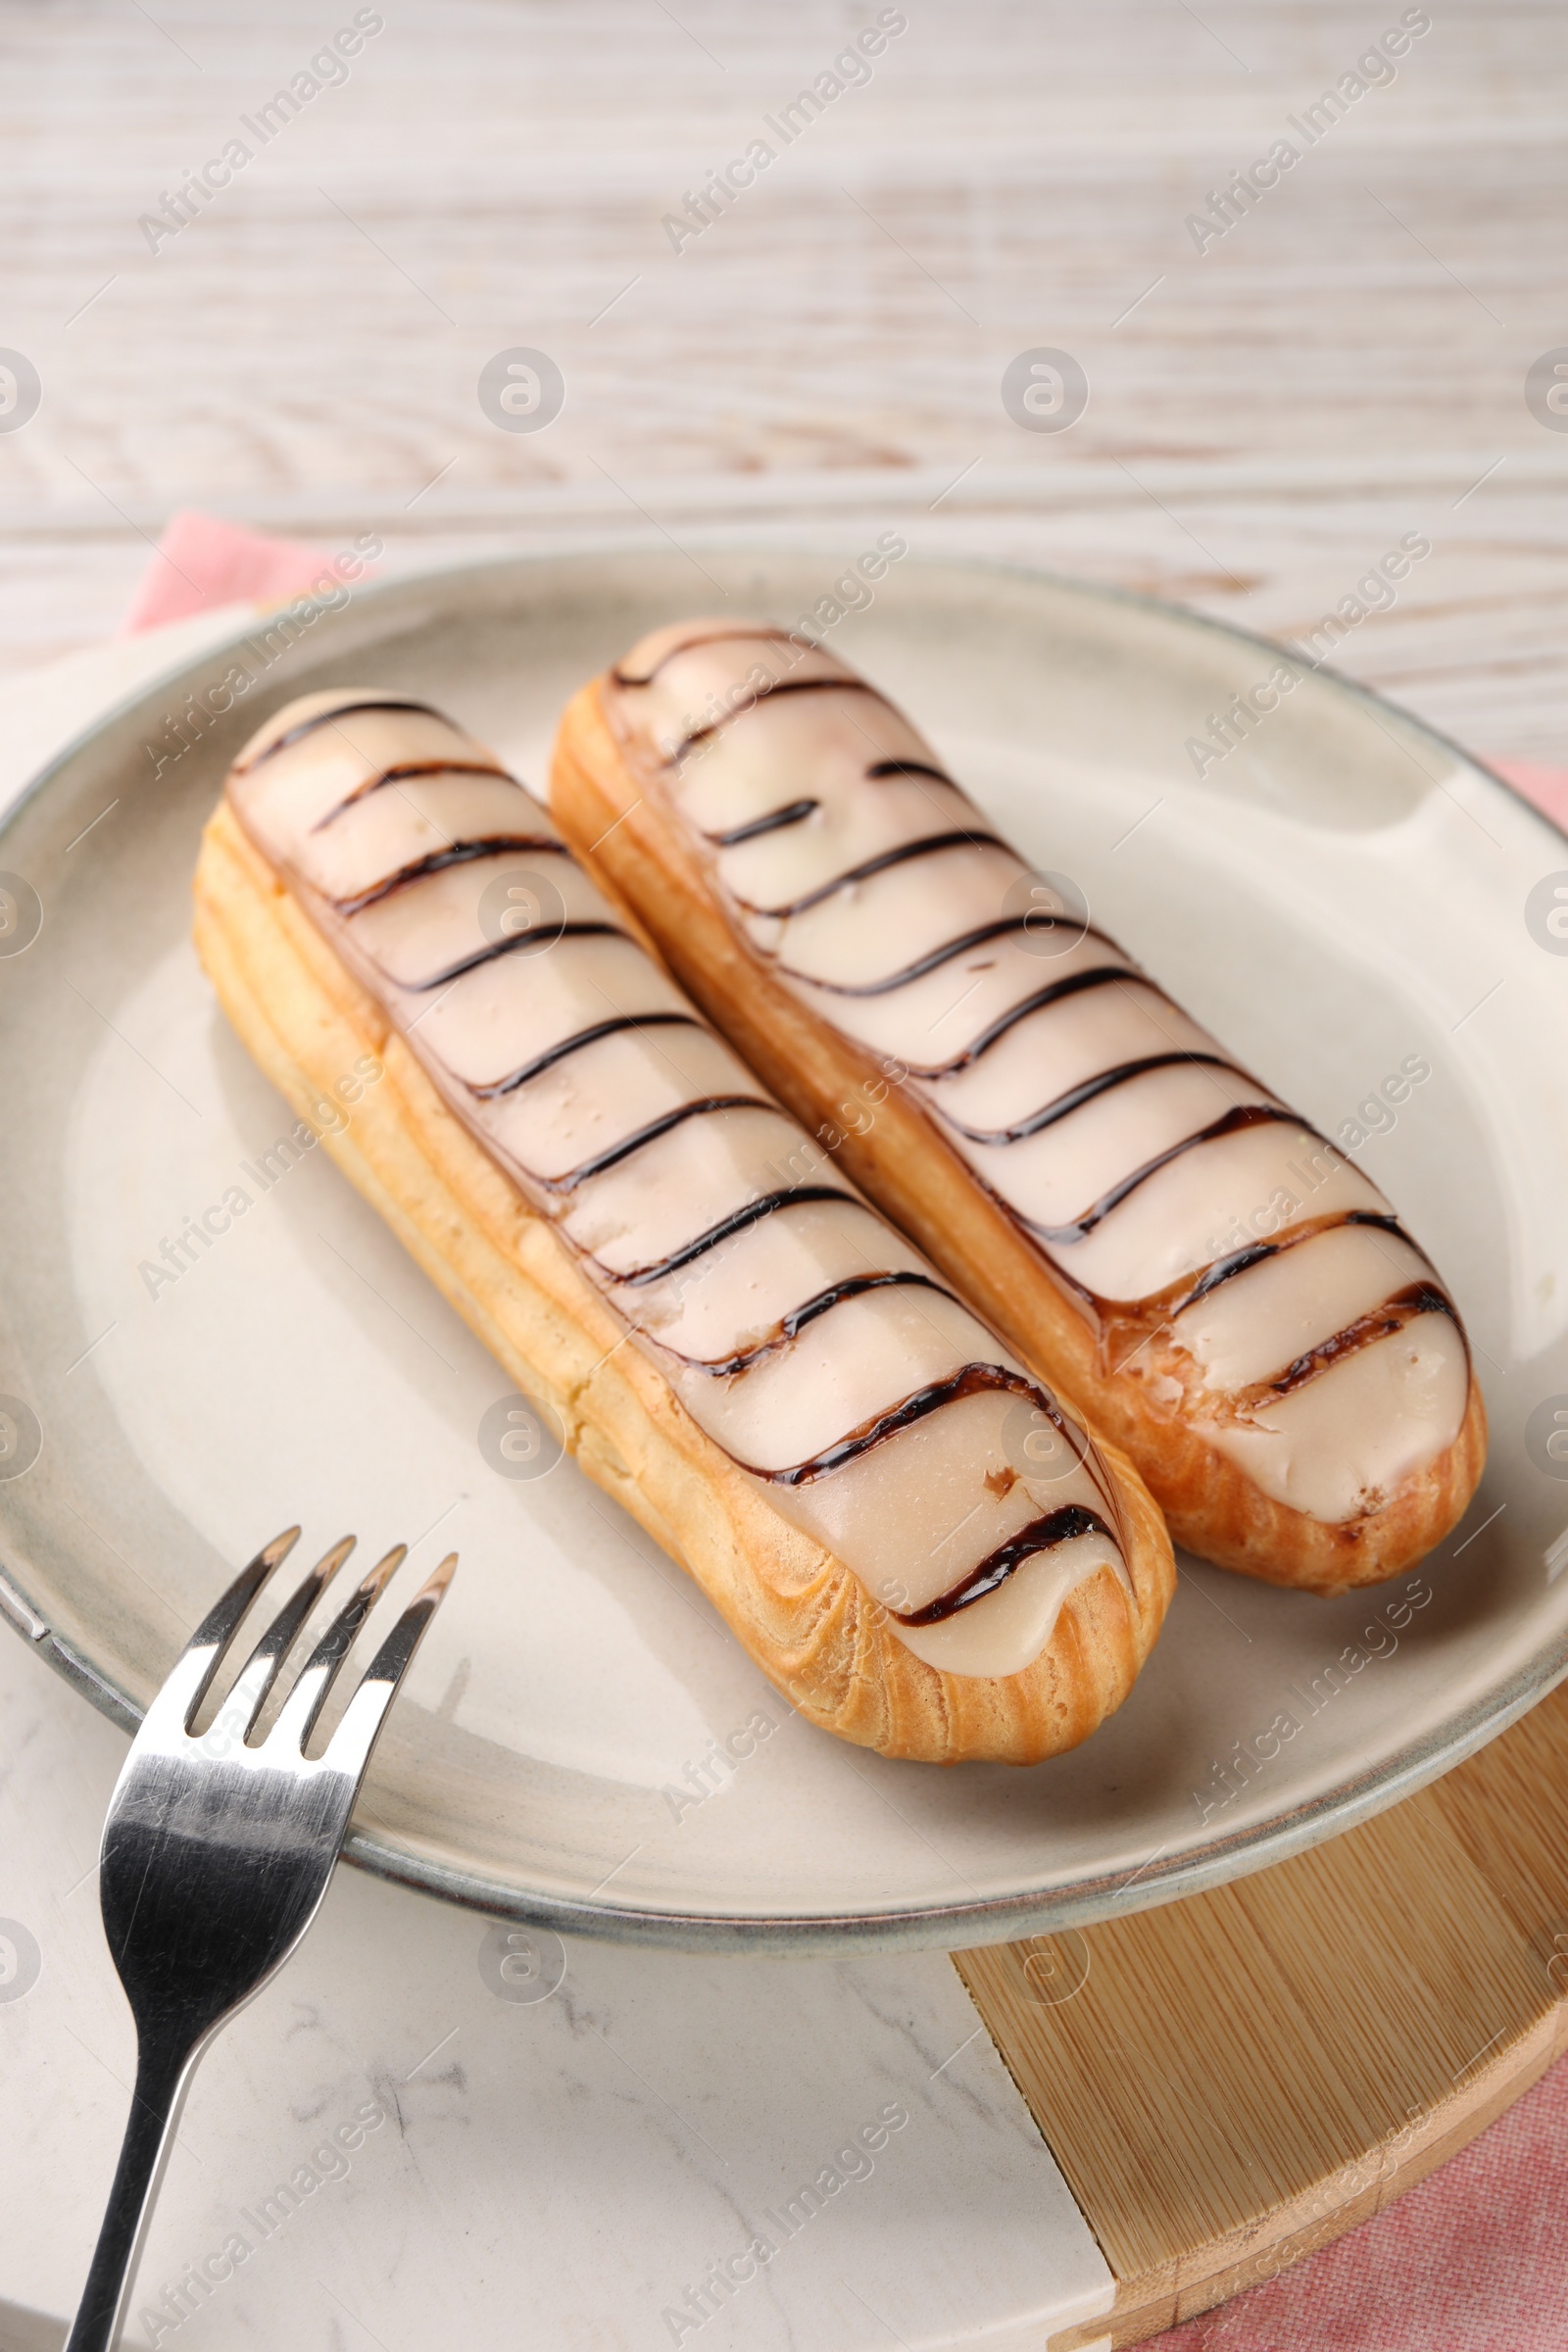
top-left (2, 1), bottom-right (1566, 760)
top-left (959, 1673), bottom-right (1568, 2343)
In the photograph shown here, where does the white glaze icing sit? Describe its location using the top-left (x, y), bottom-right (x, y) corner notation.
top-left (227, 689), bottom-right (1132, 1679)
top-left (412, 936), bottom-right (689, 1091)
top-left (620, 632), bottom-right (842, 760)
top-left (1207, 1314), bottom-right (1469, 1521)
top-left (558, 1104), bottom-right (843, 1278)
top-left (476, 1023), bottom-right (764, 1187)
top-left (894, 1534), bottom-right (1125, 1677)
top-left (666, 1285), bottom-right (1001, 1476)
top-left (762, 842), bottom-right (1033, 989)
top-left (764, 1385), bottom-right (1097, 1609)
top-left (1172, 1222), bottom-right (1437, 1393)
top-left (1054, 1118), bottom-right (1390, 1302)
top-left (236, 696), bottom-right (501, 835)
top-left (919, 982), bottom-right (1219, 1134)
top-left (953, 1066), bottom-right (1282, 1238)
top-left (622, 1196), bottom-right (929, 1363)
top-left (718, 776), bottom-right (977, 914)
top-left (294, 771), bottom-right (552, 905)
top-left (792, 930), bottom-right (1140, 1071)
top-left (346, 850), bottom-right (607, 989)
top-left (608, 624), bottom-right (1473, 1527)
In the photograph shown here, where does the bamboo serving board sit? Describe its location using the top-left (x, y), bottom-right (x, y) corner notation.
top-left (955, 1677), bottom-right (1568, 2345)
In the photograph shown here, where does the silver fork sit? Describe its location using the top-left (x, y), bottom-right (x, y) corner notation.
top-left (64, 1526), bottom-right (456, 2352)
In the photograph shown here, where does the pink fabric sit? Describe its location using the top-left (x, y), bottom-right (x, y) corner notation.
top-left (120, 509), bottom-right (362, 632)
top-left (118, 514), bottom-right (1568, 2341)
top-left (1488, 755), bottom-right (1568, 837)
top-left (1155, 2050), bottom-right (1568, 2349)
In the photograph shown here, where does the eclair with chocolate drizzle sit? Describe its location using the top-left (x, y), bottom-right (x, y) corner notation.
top-left (193, 690), bottom-right (1174, 1763)
top-left (551, 623), bottom-right (1487, 1593)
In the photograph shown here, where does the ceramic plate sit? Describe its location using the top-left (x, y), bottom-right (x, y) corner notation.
top-left (1, 543), bottom-right (1564, 1953)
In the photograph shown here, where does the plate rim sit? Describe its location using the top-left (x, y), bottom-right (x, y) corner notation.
top-left (2, 535), bottom-right (1562, 1956)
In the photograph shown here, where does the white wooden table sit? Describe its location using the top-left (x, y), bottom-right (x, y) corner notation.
top-left (1, 0), bottom-right (1564, 759)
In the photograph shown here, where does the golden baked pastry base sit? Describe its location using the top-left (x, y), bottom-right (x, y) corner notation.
top-left (956, 1678), bottom-right (1568, 2344)
top-left (552, 678), bottom-right (1488, 1599)
top-left (192, 798), bottom-right (1172, 1766)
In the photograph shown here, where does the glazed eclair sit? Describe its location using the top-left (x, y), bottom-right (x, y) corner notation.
top-left (551, 622), bottom-right (1488, 1594)
top-left (193, 689), bottom-right (1174, 1764)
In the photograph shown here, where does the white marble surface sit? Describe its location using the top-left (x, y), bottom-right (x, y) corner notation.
top-left (0, 1618), bottom-right (1113, 2351)
top-left (0, 631), bottom-right (1114, 2347)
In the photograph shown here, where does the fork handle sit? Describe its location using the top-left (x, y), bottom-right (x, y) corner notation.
top-left (66, 2027), bottom-right (203, 2352)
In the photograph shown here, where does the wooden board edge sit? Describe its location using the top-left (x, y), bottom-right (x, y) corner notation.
top-left (1033, 2007), bottom-right (1559, 2345)
top-left (948, 1662), bottom-right (1568, 2352)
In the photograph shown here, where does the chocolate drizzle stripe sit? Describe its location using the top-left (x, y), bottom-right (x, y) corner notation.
top-left (1177, 1240), bottom-right (1280, 1308)
top-left (611, 1185), bottom-right (855, 1288)
top-left (1170, 1210), bottom-right (1413, 1317)
top-left (612, 628), bottom-right (806, 687)
top-left (312, 762), bottom-right (518, 828)
top-left (943, 1052), bottom-right (1243, 1147)
top-left (707, 799), bottom-right (818, 847)
top-left (783, 917), bottom-right (1132, 1000)
top-left (753, 1361), bottom-right (1047, 1488)
top-left (895, 1505), bottom-right (1113, 1626)
top-left (1029, 1103), bottom-right (1307, 1247)
top-left (246, 699), bottom-right (449, 766)
top-left (678, 1271), bottom-right (960, 1378)
top-left (1263, 1281), bottom-right (1457, 1399)
top-left (470, 1011), bottom-right (705, 1099)
top-left (548, 1096), bottom-right (776, 1193)
top-left (742, 675), bottom-right (869, 705)
top-left (780, 1270), bottom-right (954, 1344)
top-left (865, 759), bottom-right (957, 785)
top-left (675, 678), bottom-right (880, 760)
top-left (905, 966), bottom-right (1145, 1078)
top-left (409, 920), bottom-right (627, 993)
top-left (335, 836), bottom-right (571, 915)
top-left (735, 830), bottom-right (1008, 920)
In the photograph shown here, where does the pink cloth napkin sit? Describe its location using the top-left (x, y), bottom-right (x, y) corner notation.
top-left (122, 514), bottom-right (1568, 2349)
top-left (120, 509), bottom-right (368, 633)
top-left (1488, 755), bottom-right (1568, 836)
top-left (1157, 2053), bottom-right (1568, 2350)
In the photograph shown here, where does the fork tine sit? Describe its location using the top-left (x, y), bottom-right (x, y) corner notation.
top-left (268, 1542), bottom-right (409, 1755)
top-left (318, 1552), bottom-right (457, 1782)
top-left (155, 1527), bottom-right (301, 1736)
top-left (219, 1536), bottom-right (359, 1744)
top-left (188, 1526), bottom-right (301, 1657)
